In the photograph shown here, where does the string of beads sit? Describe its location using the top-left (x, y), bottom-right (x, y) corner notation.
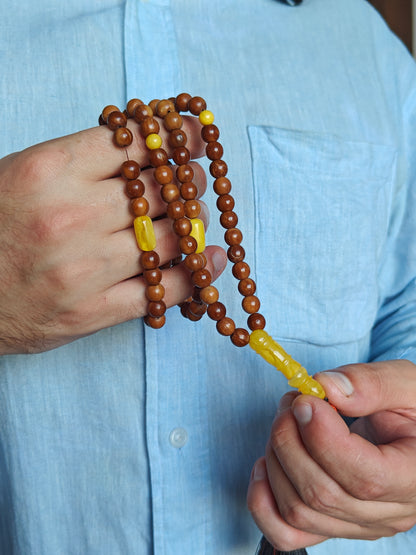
top-left (99, 94), bottom-right (325, 399)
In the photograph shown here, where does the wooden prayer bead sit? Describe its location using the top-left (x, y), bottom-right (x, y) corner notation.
top-left (224, 227), bottom-right (242, 246)
top-left (227, 245), bottom-right (245, 263)
top-left (220, 210), bottom-right (238, 229)
top-left (232, 262), bottom-right (250, 280)
top-left (148, 99), bottom-right (160, 112)
top-left (176, 164), bottom-right (194, 182)
top-left (175, 92), bottom-right (192, 112)
top-left (131, 197), bottom-right (149, 217)
top-left (231, 328), bottom-right (250, 347)
top-left (148, 300), bottom-right (166, 318)
top-left (247, 313), bottom-right (266, 331)
top-left (207, 301), bottom-right (226, 321)
top-left (179, 236), bottom-right (197, 254)
top-left (216, 317), bottom-right (235, 336)
top-left (184, 200), bottom-right (201, 218)
top-left (242, 295), bottom-right (261, 314)
top-left (172, 146), bottom-right (191, 165)
top-left (163, 111), bottom-right (183, 131)
top-left (167, 200), bottom-right (185, 220)
top-left (209, 159), bottom-right (228, 178)
top-left (238, 277), bottom-right (256, 296)
top-left (161, 183), bottom-right (180, 203)
top-left (180, 182), bottom-right (197, 200)
top-left (168, 129), bottom-right (187, 148)
top-left (140, 251), bottom-right (160, 269)
top-left (134, 104), bottom-right (153, 123)
top-left (189, 96), bottom-right (207, 115)
top-left (148, 148), bottom-right (169, 167)
top-left (126, 179), bottom-right (145, 199)
top-left (126, 98), bottom-right (143, 117)
top-left (121, 160), bottom-right (140, 180)
top-left (144, 315), bottom-right (166, 329)
top-left (140, 117), bottom-right (160, 138)
top-left (213, 177), bottom-right (232, 195)
top-left (146, 284), bottom-right (165, 301)
top-left (191, 268), bottom-right (212, 288)
top-left (201, 124), bottom-right (220, 143)
top-left (200, 285), bottom-right (219, 305)
top-left (114, 127), bottom-right (133, 147)
top-left (184, 253), bottom-right (206, 272)
top-left (174, 217), bottom-right (192, 236)
top-left (206, 141), bottom-right (223, 161)
top-left (107, 110), bottom-right (127, 130)
top-left (154, 165), bottom-right (174, 185)
top-left (188, 301), bottom-right (207, 317)
top-left (102, 104), bottom-right (120, 121)
top-left (144, 268), bottom-right (163, 285)
top-left (217, 194), bottom-right (235, 212)
top-left (156, 99), bottom-right (175, 117)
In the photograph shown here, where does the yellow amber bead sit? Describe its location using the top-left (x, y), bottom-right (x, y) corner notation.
top-left (134, 216), bottom-right (156, 251)
top-left (249, 329), bottom-right (326, 399)
top-left (199, 110), bottom-right (214, 126)
top-left (189, 218), bottom-right (205, 254)
top-left (145, 133), bottom-right (162, 150)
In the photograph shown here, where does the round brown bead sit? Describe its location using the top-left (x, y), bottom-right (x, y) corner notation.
top-left (145, 315), bottom-right (166, 329)
top-left (140, 250), bottom-right (160, 269)
top-left (220, 210), bottom-right (238, 229)
top-left (175, 93), bottom-right (192, 112)
top-left (217, 194), bottom-right (235, 212)
top-left (191, 286), bottom-right (202, 303)
top-left (144, 268), bottom-right (162, 285)
top-left (148, 300), bottom-right (166, 318)
top-left (146, 284), bottom-right (165, 301)
top-left (201, 124), bottom-right (220, 143)
top-left (161, 183), bottom-right (180, 203)
top-left (216, 317), bottom-right (235, 336)
top-left (238, 277), bottom-right (256, 296)
top-left (231, 328), bottom-right (250, 347)
top-left (213, 177), bottom-right (232, 195)
top-left (173, 217), bottom-right (192, 237)
top-left (114, 127), bottom-right (133, 148)
top-left (148, 148), bottom-right (169, 167)
top-left (199, 285), bottom-right (219, 305)
top-left (167, 200), bottom-right (185, 220)
top-left (232, 261), bottom-right (251, 280)
top-left (242, 295), bottom-right (261, 314)
top-left (184, 200), bottom-right (201, 218)
top-left (121, 160), bottom-right (140, 180)
top-left (184, 253), bottom-right (206, 272)
top-left (107, 110), bottom-right (127, 130)
top-left (172, 146), bottom-right (191, 165)
top-left (207, 301), bottom-right (226, 321)
top-left (134, 104), bottom-right (153, 123)
top-left (224, 227), bottom-right (243, 246)
top-left (102, 104), bottom-right (120, 121)
top-left (126, 179), bottom-right (145, 199)
top-left (154, 165), bottom-right (174, 185)
top-left (156, 99), bottom-right (175, 117)
top-left (209, 159), bottom-right (228, 178)
top-left (188, 301), bottom-right (207, 317)
top-left (140, 117), bottom-right (160, 138)
top-left (179, 235), bottom-right (197, 254)
top-left (186, 308), bottom-right (204, 322)
top-left (191, 268), bottom-right (212, 288)
top-left (189, 96), bottom-right (207, 115)
top-left (163, 111), bottom-right (183, 131)
top-left (227, 244), bottom-right (245, 263)
top-left (126, 98), bottom-right (144, 117)
top-left (180, 182), bottom-right (197, 200)
top-left (148, 99), bottom-right (160, 112)
top-left (131, 197), bottom-right (149, 217)
top-left (168, 129), bottom-right (187, 148)
top-left (206, 141), bottom-right (224, 161)
top-left (247, 313), bottom-right (266, 331)
top-left (176, 164), bottom-right (194, 183)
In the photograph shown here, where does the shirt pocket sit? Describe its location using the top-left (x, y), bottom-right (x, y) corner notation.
top-left (247, 125), bottom-right (397, 346)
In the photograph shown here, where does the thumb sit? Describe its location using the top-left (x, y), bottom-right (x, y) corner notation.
top-left (315, 359), bottom-right (416, 417)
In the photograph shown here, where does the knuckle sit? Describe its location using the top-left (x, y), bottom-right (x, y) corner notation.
top-left (280, 499), bottom-right (310, 530)
top-left (301, 481), bottom-right (340, 514)
top-left (351, 472), bottom-right (386, 501)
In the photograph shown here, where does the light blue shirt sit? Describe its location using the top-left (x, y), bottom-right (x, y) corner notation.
top-left (1, 0), bottom-right (416, 553)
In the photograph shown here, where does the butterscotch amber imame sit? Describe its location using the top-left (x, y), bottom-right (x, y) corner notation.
top-left (133, 216), bottom-right (156, 251)
top-left (189, 218), bottom-right (205, 254)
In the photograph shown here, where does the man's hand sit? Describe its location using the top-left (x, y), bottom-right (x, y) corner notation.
top-left (0, 116), bottom-right (226, 354)
top-left (247, 360), bottom-right (416, 551)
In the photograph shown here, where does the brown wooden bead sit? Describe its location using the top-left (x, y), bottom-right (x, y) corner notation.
top-left (206, 141), bottom-right (224, 161)
top-left (121, 160), bottom-right (140, 180)
top-left (192, 268), bottom-right (212, 288)
top-left (167, 200), bottom-right (185, 220)
top-left (148, 99), bottom-right (160, 112)
top-left (201, 124), bottom-right (220, 143)
top-left (176, 164), bottom-right (194, 183)
top-left (188, 300), bottom-right (207, 317)
top-left (189, 96), bottom-right (207, 115)
top-left (217, 194), bottom-right (235, 212)
top-left (168, 129), bottom-right (187, 148)
top-left (199, 285), bottom-right (219, 305)
top-left (232, 261), bottom-right (251, 280)
top-left (161, 183), bottom-right (180, 203)
top-left (98, 114), bottom-right (106, 126)
top-left (156, 99), bottom-right (175, 117)
top-left (175, 93), bottom-right (192, 112)
top-left (140, 250), bottom-right (160, 269)
top-left (184, 200), bottom-right (201, 218)
top-left (126, 98), bottom-right (144, 117)
top-left (186, 308), bottom-right (203, 322)
top-left (144, 268), bottom-right (162, 285)
top-left (148, 300), bottom-right (166, 318)
top-left (238, 277), bottom-right (256, 296)
top-left (148, 148), bottom-right (169, 167)
top-left (163, 111), bottom-right (183, 131)
top-left (207, 301), bottom-right (226, 321)
top-left (126, 179), bottom-right (145, 199)
top-left (191, 286), bottom-right (202, 303)
top-left (146, 284), bottom-right (165, 301)
top-left (154, 165), bottom-right (174, 185)
top-left (131, 196), bottom-right (149, 216)
top-left (144, 315), bottom-right (166, 329)
top-left (134, 104), bottom-right (153, 123)
top-left (209, 159), bottom-right (228, 178)
top-left (179, 235), bottom-right (197, 254)
top-left (179, 301), bottom-right (190, 319)
top-left (107, 110), bottom-right (127, 130)
top-left (140, 117), bottom-right (160, 138)
top-left (173, 217), bottom-right (192, 237)
top-left (180, 182), bottom-right (197, 200)
top-left (171, 255), bottom-right (183, 266)
top-left (220, 210), bottom-right (238, 229)
top-left (242, 295), bottom-right (261, 314)
top-left (216, 316), bottom-right (235, 336)
top-left (213, 177), bottom-right (232, 195)
top-left (227, 244), bottom-right (245, 263)
top-left (224, 227), bottom-right (243, 246)
top-left (231, 328), bottom-right (250, 347)
top-left (172, 146), bottom-right (191, 165)
top-left (102, 104), bottom-right (120, 121)
top-left (247, 313), bottom-right (266, 331)
top-left (114, 127), bottom-right (133, 148)
top-left (184, 253), bottom-right (206, 272)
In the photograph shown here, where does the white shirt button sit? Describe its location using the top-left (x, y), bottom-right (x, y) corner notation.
top-left (169, 427), bottom-right (188, 448)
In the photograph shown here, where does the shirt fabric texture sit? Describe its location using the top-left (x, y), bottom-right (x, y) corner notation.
top-left (1, 0), bottom-right (416, 553)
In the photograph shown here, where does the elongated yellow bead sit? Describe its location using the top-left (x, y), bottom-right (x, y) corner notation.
top-left (249, 329), bottom-right (325, 398)
top-left (199, 110), bottom-right (215, 126)
top-left (134, 216), bottom-right (156, 251)
top-left (189, 218), bottom-right (205, 254)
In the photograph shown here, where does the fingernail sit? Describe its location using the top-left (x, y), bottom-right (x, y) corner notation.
top-left (277, 391), bottom-right (297, 415)
top-left (253, 459), bottom-right (267, 481)
top-left (323, 371), bottom-right (354, 397)
top-left (293, 401), bottom-right (312, 425)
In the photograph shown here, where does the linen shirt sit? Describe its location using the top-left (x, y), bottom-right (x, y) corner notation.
top-left (1, 0), bottom-right (416, 553)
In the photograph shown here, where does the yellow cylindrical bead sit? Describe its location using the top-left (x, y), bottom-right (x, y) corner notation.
top-left (145, 133), bottom-right (162, 150)
top-left (199, 110), bottom-right (214, 126)
top-left (189, 218), bottom-right (205, 254)
top-left (134, 216), bottom-right (156, 251)
top-left (249, 329), bottom-right (326, 399)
